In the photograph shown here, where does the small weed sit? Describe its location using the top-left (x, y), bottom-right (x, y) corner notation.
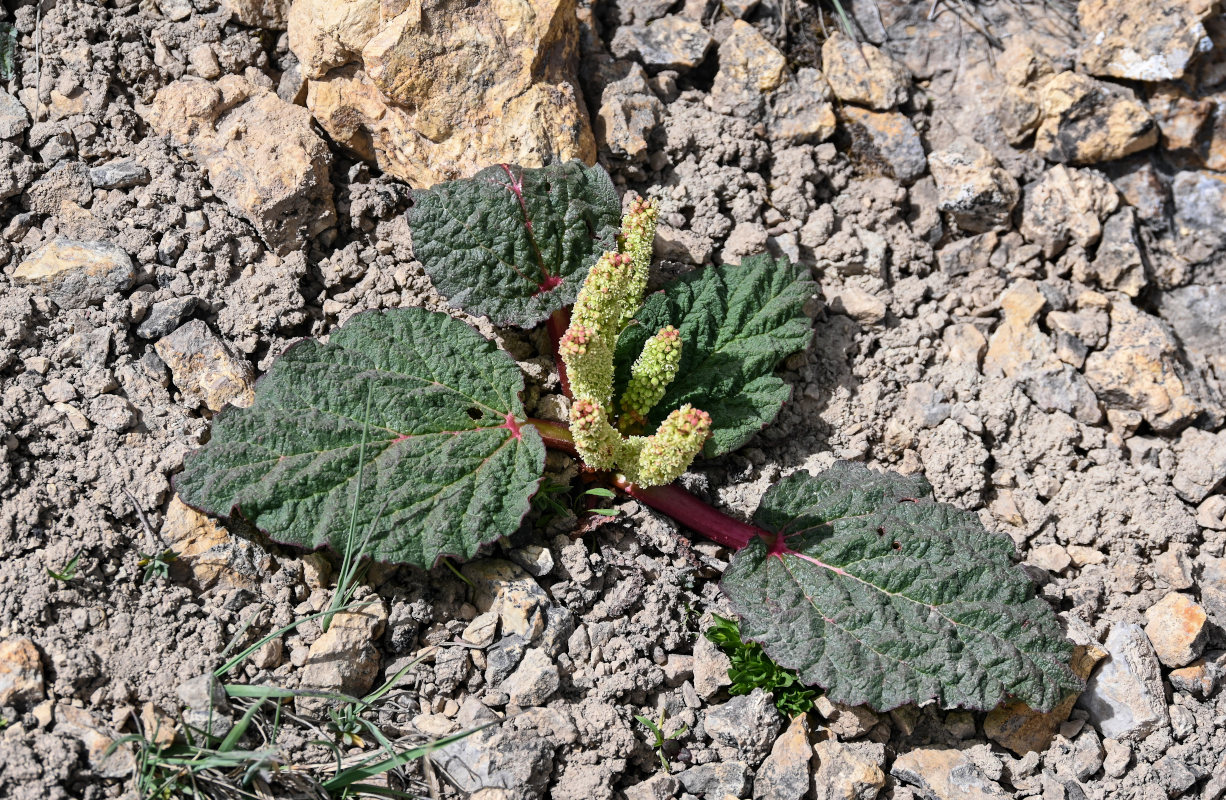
top-left (47, 551), bottom-right (81, 582)
top-left (138, 549), bottom-right (177, 582)
top-left (634, 708), bottom-right (687, 774)
top-left (533, 480), bottom-right (620, 528)
top-left (705, 614), bottom-right (819, 717)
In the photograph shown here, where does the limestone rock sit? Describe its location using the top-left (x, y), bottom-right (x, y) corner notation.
top-left (814, 695), bottom-right (879, 739)
top-left (0, 89), bottom-right (30, 139)
top-left (1144, 592), bottom-right (1208, 668)
top-left (1173, 428), bottom-right (1226, 503)
top-left (0, 638), bottom-right (44, 707)
top-left (143, 75), bottom-right (335, 255)
top-left (625, 773), bottom-right (682, 800)
top-left (769, 68), bottom-right (837, 144)
top-left (1156, 283), bottom-right (1226, 372)
top-left (841, 106), bottom-right (927, 184)
top-left (178, 673), bottom-right (234, 738)
top-left (1076, 622), bottom-right (1169, 741)
top-left (56, 703), bottom-right (135, 778)
top-left (299, 602), bottom-right (389, 711)
top-left (1147, 83), bottom-right (1215, 158)
top-left (703, 688), bottom-right (783, 762)
top-left (1076, 208), bottom-right (1147, 297)
top-left (1083, 302), bottom-right (1202, 433)
top-left (13, 239), bottom-right (135, 310)
top-left (610, 15), bottom-right (713, 71)
top-left (462, 559), bottom-right (551, 642)
top-left (163, 496), bottom-right (263, 590)
top-left (155, 320), bottom-right (255, 412)
top-left (1172, 170), bottom-right (1226, 265)
top-left (927, 138), bottom-right (1020, 233)
top-left (432, 726), bottom-right (554, 800)
top-left (993, 39), bottom-right (1057, 144)
top-left (693, 630), bottom-right (732, 699)
top-left (290, 0), bottom-right (595, 187)
top-left (753, 714), bottom-right (813, 800)
top-left (944, 324), bottom-right (987, 365)
top-left (89, 160), bottom-right (151, 190)
top-left (821, 32), bottom-right (910, 110)
top-left (892, 747), bottom-right (1009, 799)
top-left (984, 644), bottom-right (1105, 756)
top-left (812, 735), bottom-right (887, 800)
top-left (223, 0), bottom-right (290, 29)
top-left (710, 19), bottom-right (787, 116)
top-left (677, 761), bottom-right (750, 797)
top-left (501, 648), bottom-right (560, 707)
top-left (1079, 0), bottom-right (1215, 82)
top-left (1034, 72), bottom-right (1158, 164)
top-left (829, 285), bottom-right (887, 326)
top-left (594, 63), bottom-right (662, 162)
top-left (1020, 165), bottom-right (1120, 257)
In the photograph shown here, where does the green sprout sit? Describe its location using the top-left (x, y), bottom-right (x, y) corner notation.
top-left (634, 708), bottom-right (688, 774)
top-left (705, 614), bottom-right (819, 717)
top-left (47, 550), bottom-right (81, 582)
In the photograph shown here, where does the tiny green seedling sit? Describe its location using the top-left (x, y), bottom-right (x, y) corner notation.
top-left (634, 709), bottom-right (688, 774)
top-left (47, 550), bottom-right (81, 582)
top-left (706, 614), bottom-right (819, 717)
top-left (139, 549), bottom-right (177, 582)
top-left (177, 161), bottom-right (1081, 714)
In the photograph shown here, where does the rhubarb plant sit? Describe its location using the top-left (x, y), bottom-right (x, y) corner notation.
top-left (177, 162), bottom-right (1081, 713)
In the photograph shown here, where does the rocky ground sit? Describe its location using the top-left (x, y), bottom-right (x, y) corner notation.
top-left (2, 0), bottom-right (1226, 798)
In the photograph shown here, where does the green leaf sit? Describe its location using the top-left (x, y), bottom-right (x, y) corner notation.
top-left (722, 462), bottom-right (1081, 712)
top-left (175, 308), bottom-right (545, 569)
top-left (408, 161), bottom-right (621, 328)
top-left (614, 254), bottom-right (814, 457)
top-left (0, 23), bottom-right (15, 82)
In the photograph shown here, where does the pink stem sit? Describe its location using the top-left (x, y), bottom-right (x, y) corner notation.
top-left (613, 477), bottom-right (767, 550)
top-left (546, 308), bottom-right (573, 399)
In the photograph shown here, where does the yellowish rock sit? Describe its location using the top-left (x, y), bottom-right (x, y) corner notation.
top-left (0, 637), bottom-right (44, 706)
top-left (142, 75), bottom-right (335, 254)
top-left (711, 19), bottom-right (787, 111)
top-left (139, 702), bottom-right (178, 750)
top-left (223, 0), bottom-right (291, 29)
top-left (298, 602), bottom-right (388, 713)
top-left (1145, 592), bottom-right (1208, 668)
top-left (13, 239), bottom-right (135, 310)
top-left (821, 32), bottom-right (911, 110)
top-left (56, 703), bottom-right (135, 778)
top-left (289, 0), bottom-right (596, 186)
top-left (984, 280), bottom-right (1054, 378)
top-left (1078, 0), bottom-right (1215, 82)
top-left (1083, 301), bottom-right (1203, 432)
top-left (812, 733), bottom-right (887, 800)
top-left (155, 320), bottom-right (255, 412)
top-left (753, 714), bottom-right (813, 800)
top-left (984, 644), bottom-right (1105, 755)
top-left (1034, 72), bottom-right (1158, 164)
top-left (461, 559), bottom-right (550, 640)
top-left (163, 496), bottom-right (263, 590)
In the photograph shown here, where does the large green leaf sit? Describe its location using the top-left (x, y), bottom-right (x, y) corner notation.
top-left (723, 463), bottom-right (1080, 712)
top-left (175, 308), bottom-right (545, 569)
top-left (408, 161), bottom-right (621, 328)
top-left (614, 254), bottom-right (814, 457)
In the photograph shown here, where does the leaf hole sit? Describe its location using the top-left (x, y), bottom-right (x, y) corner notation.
top-left (876, 526), bottom-right (885, 536)
top-left (466, 407), bottom-right (483, 421)
top-left (892, 541), bottom-right (901, 550)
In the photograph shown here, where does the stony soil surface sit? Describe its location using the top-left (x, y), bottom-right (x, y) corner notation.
top-left (2, 0), bottom-right (1226, 799)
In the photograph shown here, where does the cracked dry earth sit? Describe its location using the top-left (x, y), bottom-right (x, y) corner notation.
top-left (2, 0), bottom-right (1226, 798)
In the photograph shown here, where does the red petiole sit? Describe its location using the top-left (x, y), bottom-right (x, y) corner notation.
top-left (525, 418), bottom-right (771, 552)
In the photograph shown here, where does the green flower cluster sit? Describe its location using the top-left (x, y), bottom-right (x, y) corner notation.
top-left (561, 196), bottom-right (711, 486)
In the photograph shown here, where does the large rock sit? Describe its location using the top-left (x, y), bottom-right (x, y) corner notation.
top-left (710, 19), bottom-right (787, 116)
top-left (812, 735), bottom-right (887, 800)
top-left (821, 32), bottom-right (910, 110)
top-left (0, 638), bottom-right (44, 707)
top-left (892, 747), bottom-right (1009, 800)
top-left (462, 559), bottom-right (551, 641)
top-left (1172, 169), bottom-right (1226, 264)
top-left (703, 688), bottom-right (783, 762)
top-left (294, 0), bottom-right (596, 187)
top-left (1019, 165), bottom-right (1119, 257)
top-left (1034, 72), bottom-right (1158, 164)
top-left (13, 239), bottom-right (136, 309)
top-left (1173, 428), bottom-right (1226, 503)
top-left (223, 0), bottom-right (290, 28)
top-left (984, 644), bottom-right (1105, 756)
top-left (1083, 301), bottom-right (1202, 432)
top-left (1144, 592), bottom-right (1208, 668)
top-left (769, 68), bottom-right (837, 144)
top-left (840, 106), bottom-right (927, 183)
top-left (1157, 284), bottom-right (1226, 372)
top-left (298, 602), bottom-right (388, 713)
top-left (163, 496), bottom-right (264, 590)
top-left (142, 75), bottom-right (335, 254)
top-left (155, 320), bottom-right (256, 412)
top-left (432, 725), bottom-right (554, 800)
top-left (927, 137), bottom-right (1019, 233)
top-left (753, 714), bottom-right (813, 800)
top-left (1078, 0), bottom-right (1216, 82)
top-left (1076, 623), bottom-right (1169, 741)
top-left (594, 63), bottom-right (663, 161)
top-left (610, 15), bottom-right (713, 71)
top-left (1076, 208), bottom-right (1147, 297)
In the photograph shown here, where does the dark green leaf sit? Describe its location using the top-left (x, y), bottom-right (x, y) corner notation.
top-left (176, 308), bottom-right (545, 569)
top-left (614, 254), bottom-right (814, 456)
top-left (408, 161), bottom-right (621, 328)
top-left (722, 462), bottom-right (1081, 712)
top-left (0, 24), bottom-right (15, 82)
